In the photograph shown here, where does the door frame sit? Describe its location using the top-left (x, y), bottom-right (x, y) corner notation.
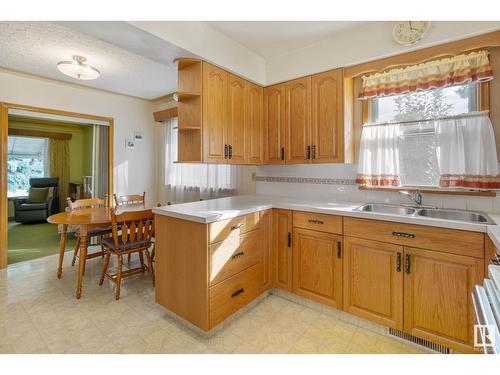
top-left (0, 102), bottom-right (114, 269)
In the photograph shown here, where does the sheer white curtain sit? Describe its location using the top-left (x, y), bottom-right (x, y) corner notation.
top-left (157, 118), bottom-right (239, 203)
top-left (436, 113), bottom-right (500, 189)
top-left (356, 123), bottom-right (402, 186)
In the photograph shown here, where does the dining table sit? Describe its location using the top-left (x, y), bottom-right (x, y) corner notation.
top-left (47, 203), bottom-right (155, 299)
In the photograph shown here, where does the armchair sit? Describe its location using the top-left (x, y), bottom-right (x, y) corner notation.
top-left (13, 177), bottom-right (59, 223)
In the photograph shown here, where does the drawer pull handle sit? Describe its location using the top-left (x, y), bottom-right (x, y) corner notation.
top-left (337, 241), bottom-right (342, 258)
top-left (231, 223), bottom-right (243, 230)
top-left (396, 252), bottom-right (402, 272)
top-left (405, 254), bottom-right (411, 274)
top-left (231, 288), bottom-right (244, 298)
top-left (231, 251), bottom-right (245, 259)
top-left (308, 219), bottom-right (324, 225)
top-left (392, 231), bottom-right (415, 239)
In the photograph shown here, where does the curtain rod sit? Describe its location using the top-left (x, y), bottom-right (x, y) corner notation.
top-left (363, 110), bottom-right (489, 127)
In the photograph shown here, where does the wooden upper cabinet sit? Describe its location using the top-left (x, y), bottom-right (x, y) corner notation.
top-left (273, 209), bottom-right (293, 291)
top-left (286, 76), bottom-right (311, 164)
top-left (203, 62), bottom-right (227, 163)
top-left (311, 69), bottom-right (344, 163)
top-left (226, 74), bottom-right (246, 164)
top-left (343, 237), bottom-right (404, 330)
top-left (245, 82), bottom-right (264, 164)
top-left (264, 83), bottom-right (286, 164)
top-left (403, 247), bottom-right (484, 352)
top-left (293, 228), bottom-right (342, 309)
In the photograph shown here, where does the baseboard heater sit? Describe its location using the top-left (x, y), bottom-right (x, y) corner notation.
top-left (388, 328), bottom-right (450, 354)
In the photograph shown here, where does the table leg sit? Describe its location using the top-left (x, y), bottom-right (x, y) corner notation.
top-left (57, 225), bottom-right (67, 279)
top-left (76, 232), bottom-right (88, 299)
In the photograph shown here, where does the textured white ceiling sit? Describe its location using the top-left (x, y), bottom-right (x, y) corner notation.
top-left (206, 21), bottom-right (363, 58)
top-left (0, 22), bottom-right (183, 100)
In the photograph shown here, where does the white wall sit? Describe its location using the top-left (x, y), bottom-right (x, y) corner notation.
top-left (256, 164), bottom-right (500, 214)
top-left (266, 21), bottom-right (500, 84)
top-left (0, 69), bottom-right (157, 200)
top-left (129, 21), bottom-right (267, 86)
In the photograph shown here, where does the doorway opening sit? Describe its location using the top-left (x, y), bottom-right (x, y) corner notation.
top-left (0, 103), bottom-right (113, 268)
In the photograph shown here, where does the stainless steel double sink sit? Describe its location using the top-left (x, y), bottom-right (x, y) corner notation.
top-left (356, 203), bottom-right (496, 225)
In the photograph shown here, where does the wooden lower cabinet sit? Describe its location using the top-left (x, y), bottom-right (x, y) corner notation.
top-left (403, 246), bottom-right (483, 352)
top-left (343, 237), bottom-right (404, 330)
top-left (210, 263), bottom-right (261, 327)
top-left (273, 209), bottom-right (293, 291)
top-left (260, 209), bottom-right (273, 291)
top-left (156, 208), bottom-right (485, 352)
top-left (293, 228), bottom-right (342, 308)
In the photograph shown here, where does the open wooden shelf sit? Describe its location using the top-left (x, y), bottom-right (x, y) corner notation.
top-left (174, 58), bottom-right (202, 70)
top-left (177, 92), bottom-right (201, 101)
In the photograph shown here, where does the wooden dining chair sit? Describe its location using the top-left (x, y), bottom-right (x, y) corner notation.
top-left (99, 208), bottom-right (155, 300)
top-left (113, 192), bottom-right (146, 263)
top-left (113, 192), bottom-right (146, 206)
top-left (66, 196), bottom-right (112, 268)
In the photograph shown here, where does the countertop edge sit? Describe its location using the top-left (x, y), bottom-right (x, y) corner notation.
top-left (152, 195), bottom-right (498, 235)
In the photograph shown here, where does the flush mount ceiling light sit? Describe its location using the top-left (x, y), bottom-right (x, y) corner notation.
top-left (57, 55), bottom-right (100, 80)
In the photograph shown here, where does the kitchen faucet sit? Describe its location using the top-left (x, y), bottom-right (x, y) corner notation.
top-left (399, 189), bottom-right (423, 206)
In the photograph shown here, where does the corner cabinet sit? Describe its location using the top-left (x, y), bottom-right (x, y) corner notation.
top-left (273, 209), bottom-right (293, 291)
top-left (245, 82), bottom-right (264, 164)
top-left (286, 77), bottom-right (311, 164)
top-left (264, 84), bottom-right (286, 164)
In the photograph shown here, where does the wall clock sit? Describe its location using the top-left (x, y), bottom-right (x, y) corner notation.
top-left (392, 21), bottom-right (431, 46)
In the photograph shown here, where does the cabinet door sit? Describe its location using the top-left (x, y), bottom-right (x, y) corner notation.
top-left (286, 76), bottom-right (311, 164)
top-left (343, 237), bottom-right (404, 330)
top-left (311, 69), bottom-right (344, 163)
top-left (264, 84), bottom-right (286, 164)
top-left (293, 228), bottom-right (343, 309)
top-left (273, 209), bottom-right (293, 291)
top-left (203, 62), bottom-right (227, 163)
top-left (226, 73), bottom-right (246, 164)
top-left (260, 209), bottom-right (273, 291)
top-left (403, 246), bottom-right (484, 352)
top-left (245, 81), bottom-right (263, 164)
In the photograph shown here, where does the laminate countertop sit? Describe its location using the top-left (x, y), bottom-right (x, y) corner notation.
top-left (153, 195), bottom-right (500, 245)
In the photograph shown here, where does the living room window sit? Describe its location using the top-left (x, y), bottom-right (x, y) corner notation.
top-left (7, 136), bottom-right (49, 197)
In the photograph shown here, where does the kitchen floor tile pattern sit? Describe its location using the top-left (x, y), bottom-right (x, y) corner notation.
top-left (0, 251), bottom-right (427, 354)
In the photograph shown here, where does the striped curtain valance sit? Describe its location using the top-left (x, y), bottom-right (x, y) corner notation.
top-left (358, 50), bottom-right (493, 100)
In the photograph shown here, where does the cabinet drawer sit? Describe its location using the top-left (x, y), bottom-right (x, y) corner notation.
top-left (344, 217), bottom-right (484, 258)
top-left (209, 264), bottom-right (261, 328)
top-left (293, 210), bottom-right (342, 234)
top-left (210, 230), bottom-right (261, 286)
top-left (209, 212), bottom-right (260, 244)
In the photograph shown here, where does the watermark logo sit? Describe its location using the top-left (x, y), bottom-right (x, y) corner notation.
top-left (474, 324), bottom-right (498, 350)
